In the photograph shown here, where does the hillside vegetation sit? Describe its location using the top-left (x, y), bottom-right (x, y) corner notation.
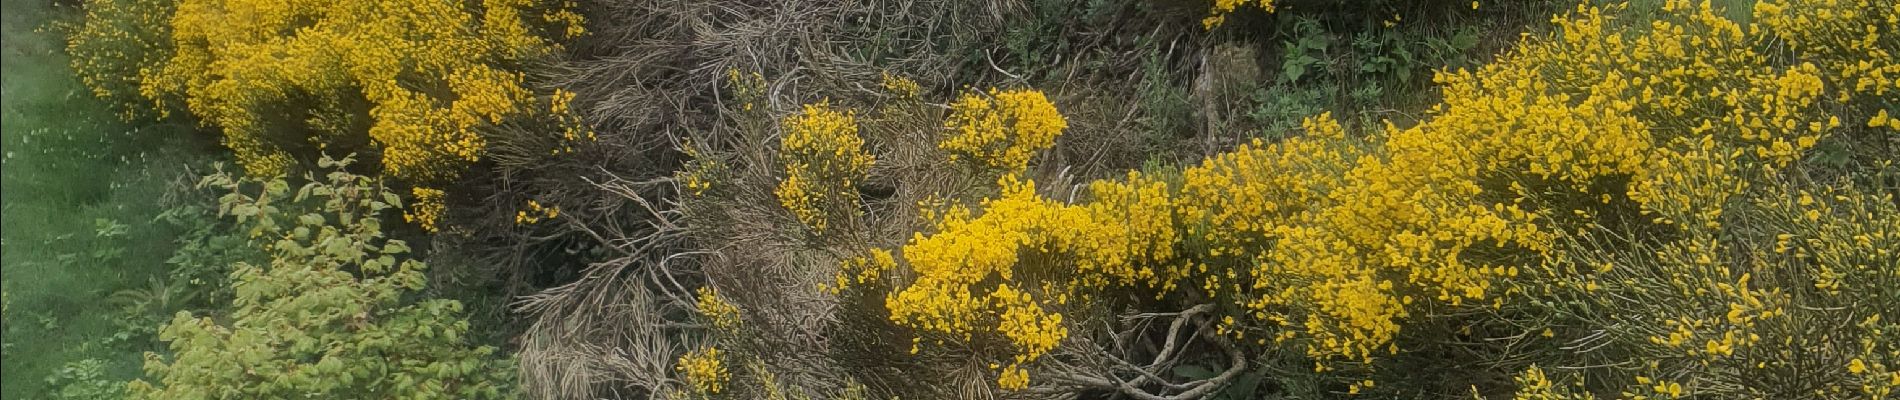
top-left (3, 0), bottom-right (1895, 399)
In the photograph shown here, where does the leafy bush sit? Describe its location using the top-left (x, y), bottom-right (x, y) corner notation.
top-left (45, 359), bottom-right (124, 400)
top-left (126, 156), bottom-right (516, 399)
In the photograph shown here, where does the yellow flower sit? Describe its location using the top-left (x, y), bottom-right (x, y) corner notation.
top-left (1202, 0), bottom-right (1276, 29)
top-left (872, 0), bottom-right (1900, 390)
top-left (881, 72), bottom-right (921, 99)
top-left (695, 287), bottom-right (742, 331)
top-left (676, 346), bottom-right (730, 394)
top-left (775, 101), bottom-right (874, 233)
top-left (403, 187), bottom-right (447, 233)
top-left (940, 88), bottom-right (1068, 173)
top-left (74, 0), bottom-right (588, 230)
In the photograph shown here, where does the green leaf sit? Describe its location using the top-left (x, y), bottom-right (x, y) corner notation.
top-left (381, 240), bottom-right (409, 255)
top-left (1283, 60), bottom-right (1312, 82)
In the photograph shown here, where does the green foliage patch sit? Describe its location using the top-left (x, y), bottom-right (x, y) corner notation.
top-left (128, 156), bottom-right (518, 399)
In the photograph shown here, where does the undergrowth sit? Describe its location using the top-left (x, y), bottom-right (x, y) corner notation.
top-left (16, 0), bottom-right (1897, 399)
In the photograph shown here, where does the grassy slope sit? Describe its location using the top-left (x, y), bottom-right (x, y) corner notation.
top-left (1, 0), bottom-right (215, 397)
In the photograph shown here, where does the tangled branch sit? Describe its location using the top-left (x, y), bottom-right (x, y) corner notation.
top-left (1043, 304), bottom-right (1249, 400)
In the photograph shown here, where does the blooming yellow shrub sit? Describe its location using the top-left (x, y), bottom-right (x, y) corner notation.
top-left (879, 0), bottom-right (1899, 392)
top-left (888, 116), bottom-right (1368, 388)
top-left (776, 101), bottom-right (875, 233)
top-left (65, 0), bottom-right (176, 120)
top-left (940, 89), bottom-right (1068, 173)
top-left (1512, 175), bottom-right (1899, 399)
top-left (679, 141), bottom-right (727, 198)
top-left (1754, 0), bottom-right (1899, 106)
top-left (70, 0), bottom-right (589, 231)
top-left (141, 0), bottom-right (585, 178)
top-left (883, 174), bottom-right (1082, 388)
top-left (1493, 1), bottom-right (1898, 397)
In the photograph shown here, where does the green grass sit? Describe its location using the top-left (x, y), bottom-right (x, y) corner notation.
top-left (1, 0), bottom-right (220, 398)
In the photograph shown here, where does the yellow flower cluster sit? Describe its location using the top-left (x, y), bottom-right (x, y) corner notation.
top-left (887, 175), bottom-right (1054, 333)
top-left (1754, 0), bottom-right (1899, 107)
top-left (1520, 178), bottom-right (1899, 398)
top-left (880, 72), bottom-right (921, 99)
top-left (1871, 109), bottom-right (1900, 131)
top-left (149, 0), bottom-right (584, 179)
top-left (1624, 374), bottom-right (1688, 400)
top-left (1632, 258), bottom-right (1779, 360)
top-left (1223, 113), bottom-right (1528, 365)
top-left (71, 0), bottom-right (588, 233)
top-left (679, 142), bottom-right (724, 197)
top-left (881, 0), bottom-right (1900, 391)
top-left (989, 284), bottom-right (1066, 390)
top-left (776, 101), bottom-right (875, 233)
top-left (1757, 184), bottom-right (1899, 398)
top-left (728, 68), bottom-right (767, 112)
top-left (1847, 350), bottom-right (1900, 399)
top-left (889, 111), bottom-right (1457, 387)
top-left (884, 175), bottom-right (1082, 388)
top-left (65, 0), bottom-right (176, 120)
top-left (826, 249), bottom-right (896, 294)
top-left (1202, 0), bottom-right (1276, 29)
top-left (676, 346), bottom-right (730, 395)
top-left (695, 287), bottom-right (742, 332)
top-left (940, 89), bottom-right (1068, 173)
top-left (549, 88), bottom-right (597, 155)
top-left (544, 1), bottom-right (587, 39)
top-left (403, 187), bottom-right (448, 233)
top-left (1509, 365), bottom-right (1594, 400)
top-left (514, 199), bottom-right (560, 225)
top-left (1502, 2), bottom-right (1899, 397)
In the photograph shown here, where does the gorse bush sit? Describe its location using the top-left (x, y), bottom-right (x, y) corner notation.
top-left (64, 0), bottom-right (175, 121)
top-left (776, 101), bottom-right (875, 234)
top-left (127, 156), bottom-right (516, 399)
top-left (853, 0), bottom-right (1900, 395)
top-left (47, 0), bottom-right (1899, 397)
top-left (67, 0), bottom-right (590, 231)
top-left (940, 89), bottom-right (1069, 175)
top-left (1516, 174), bottom-right (1900, 399)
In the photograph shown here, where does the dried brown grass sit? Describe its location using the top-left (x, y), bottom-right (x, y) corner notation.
top-left (489, 0), bottom-right (1215, 397)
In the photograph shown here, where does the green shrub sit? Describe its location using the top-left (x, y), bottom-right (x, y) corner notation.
top-left (127, 155), bottom-right (516, 399)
